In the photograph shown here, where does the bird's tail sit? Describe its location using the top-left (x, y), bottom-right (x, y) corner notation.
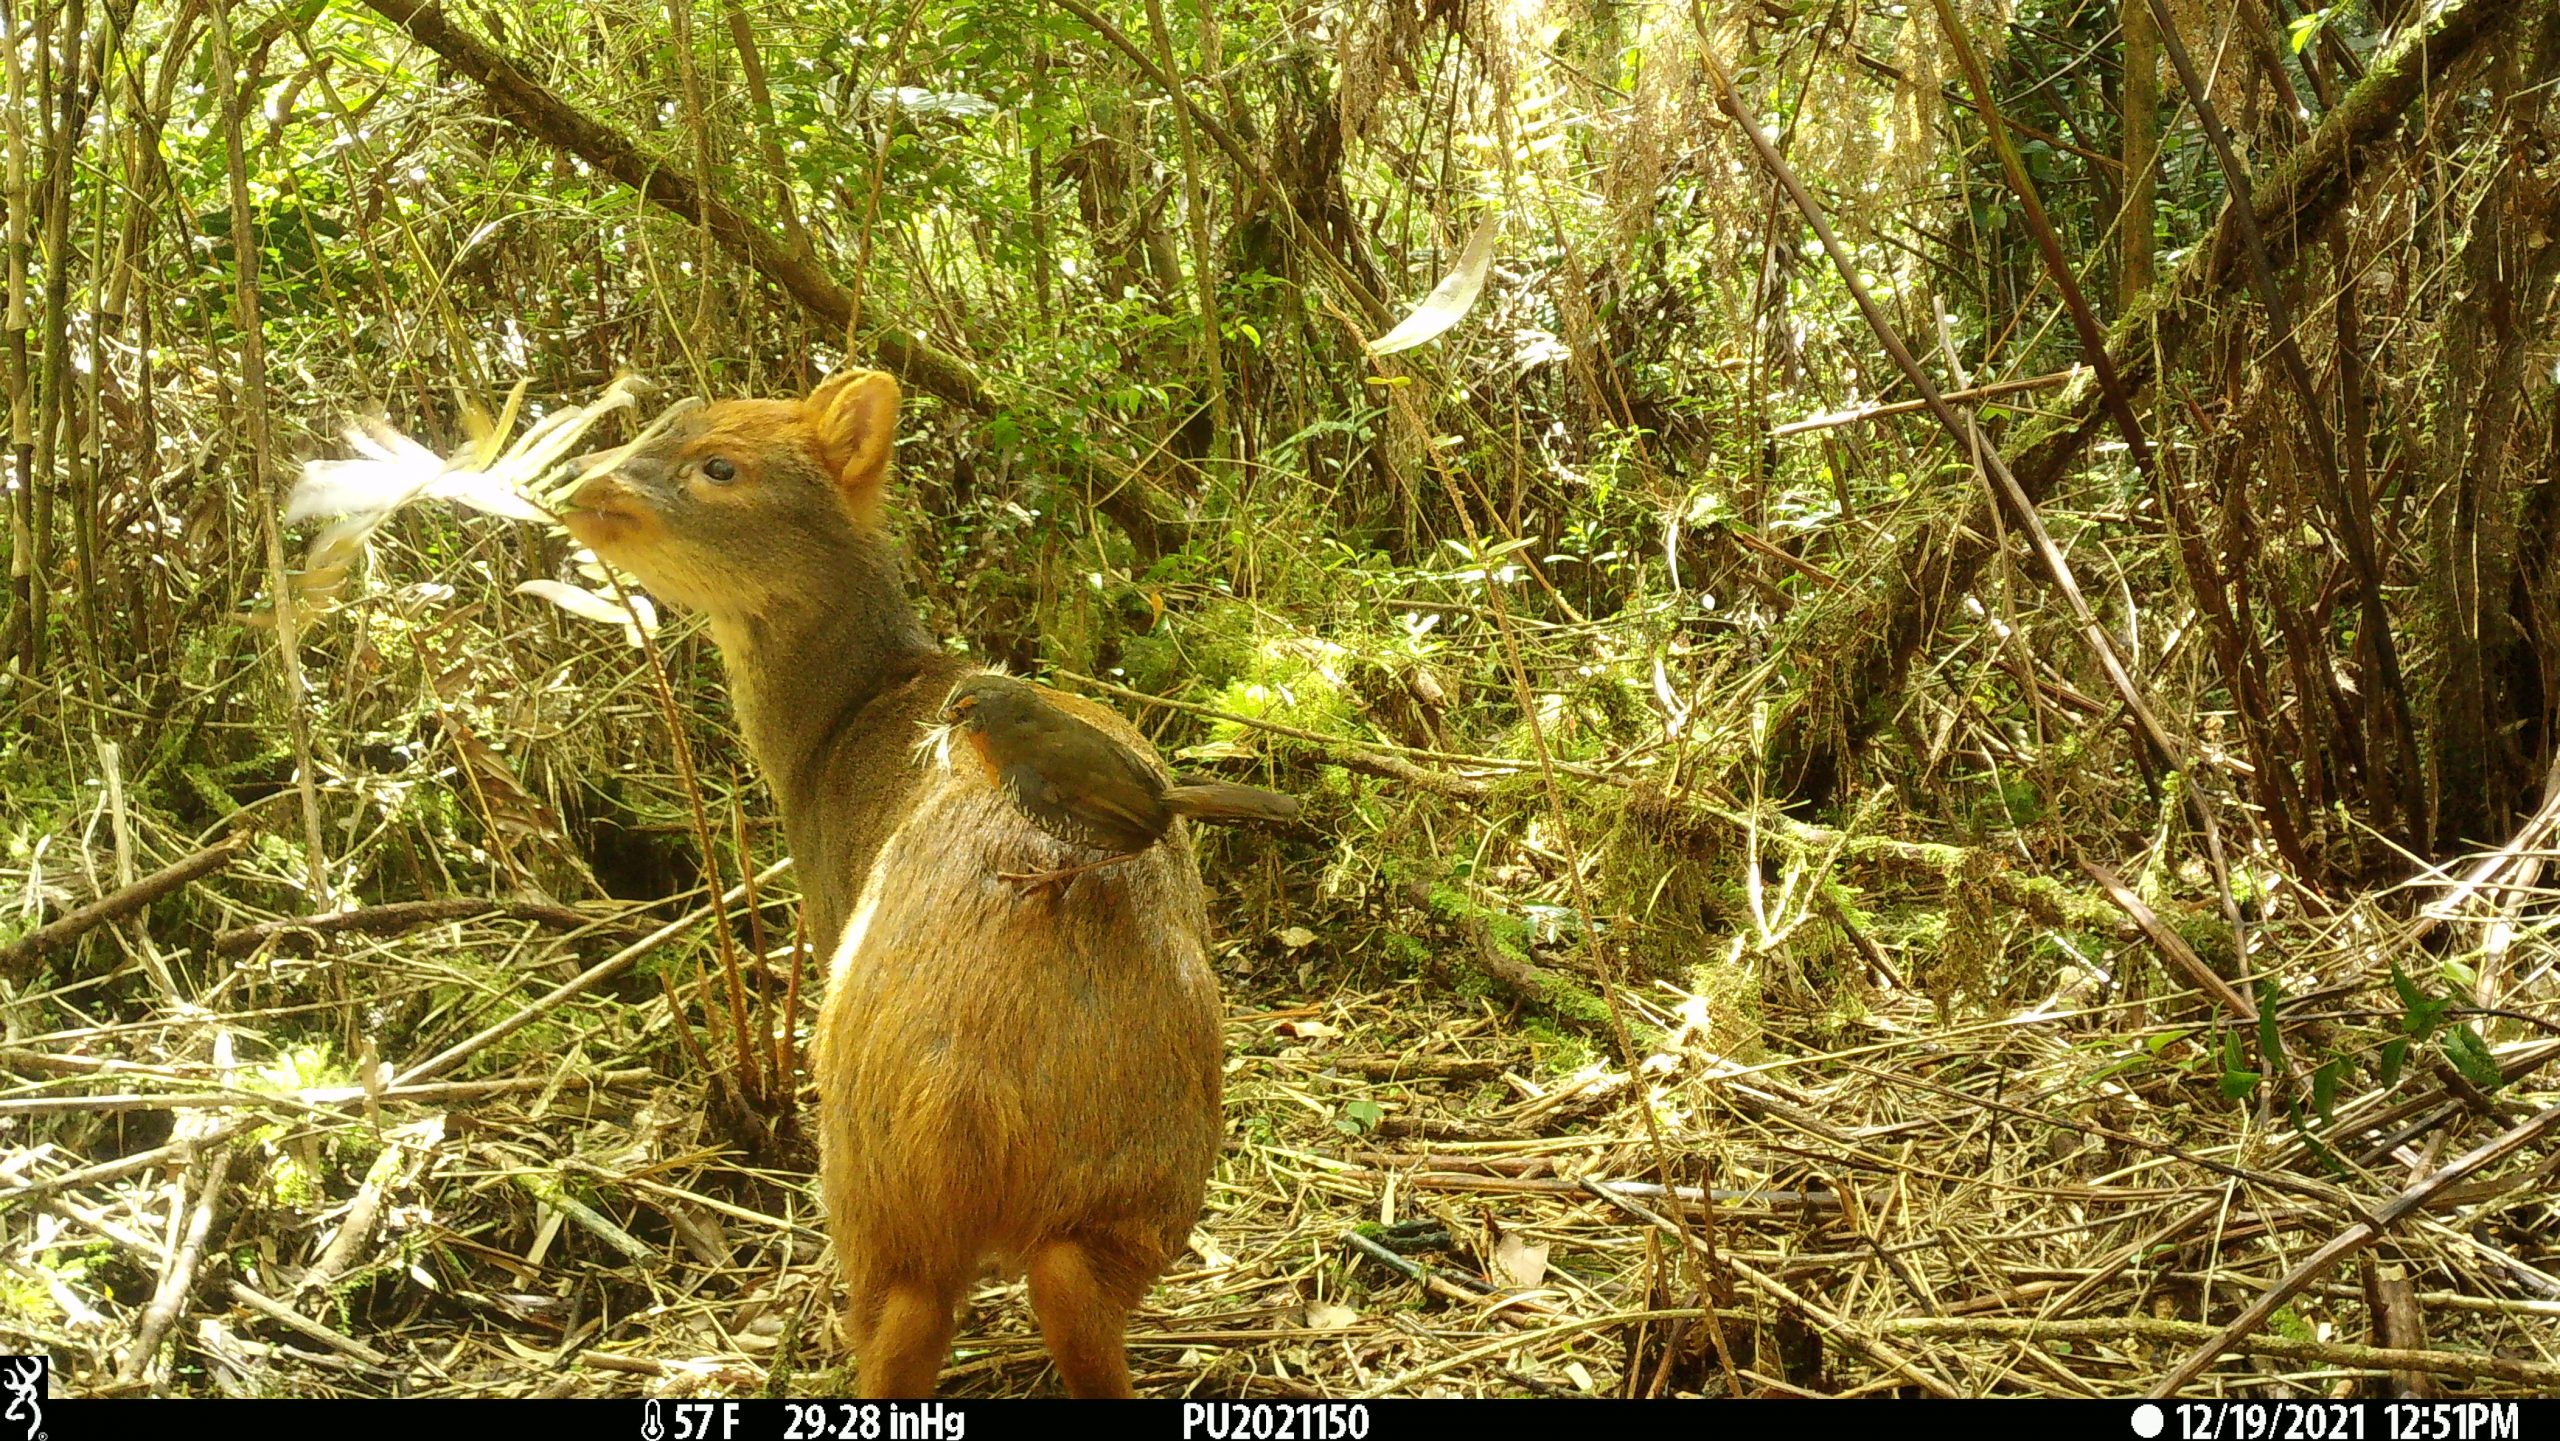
top-left (1163, 780), bottom-right (1302, 827)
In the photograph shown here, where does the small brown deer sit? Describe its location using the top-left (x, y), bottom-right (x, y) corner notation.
top-left (565, 371), bottom-right (1223, 1397)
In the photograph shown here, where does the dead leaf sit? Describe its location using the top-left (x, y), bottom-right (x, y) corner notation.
top-left (438, 709), bottom-right (566, 859)
top-left (1367, 212), bottom-right (1501, 357)
top-left (1187, 1228), bottom-right (1237, 1269)
top-left (1175, 740), bottom-right (1262, 763)
top-left (1275, 1018), bottom-right (1340, 1040)
top-left (1278, 926), bottom-right (1318, 950)
top-left (1304, 1300), bottom-right (1358, 1330)
top-left (1491, 1230), bottom-right (1550, 1288)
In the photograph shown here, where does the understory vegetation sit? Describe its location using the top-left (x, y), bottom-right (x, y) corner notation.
top-left (1, 0), bottom-right (2556, 1400)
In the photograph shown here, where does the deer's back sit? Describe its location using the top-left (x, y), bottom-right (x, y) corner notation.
top-left (813, 754), bottom-right (1223, 1273)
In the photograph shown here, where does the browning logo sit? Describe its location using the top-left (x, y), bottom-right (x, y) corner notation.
top-left (0, 1357), bottom-right (42, 1441)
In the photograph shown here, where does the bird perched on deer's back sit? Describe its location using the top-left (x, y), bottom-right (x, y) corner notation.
top-left (941, 673), bottom-right (1301, 885)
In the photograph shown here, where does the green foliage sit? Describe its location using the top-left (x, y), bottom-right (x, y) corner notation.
top-left (1521, 1018), bottom-right (1596, 1074)
top-left (0, 0), bottom-right (2536, 1394)
top-left (2218, 1029), bottom-right (2261, 1101)
top-left (1120, 596), bottom-right (1255, 696)
top-left (1202, 636), bottom-right (1359, 742)
top-left (0, 1264), bottom-right (62, 1325)
top-left (2384, 963), bottom-right (2504, 1094)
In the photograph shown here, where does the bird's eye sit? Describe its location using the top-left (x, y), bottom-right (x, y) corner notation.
top-left (700, 456), bottom-right (738, 483)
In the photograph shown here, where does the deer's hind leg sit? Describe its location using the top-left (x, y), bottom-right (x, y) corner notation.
top-left (1025, 1229), bottom-right (1167, 1398)
top-left (854, 1272), bottom-right (966, 1399)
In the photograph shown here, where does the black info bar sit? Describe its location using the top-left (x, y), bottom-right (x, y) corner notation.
top-left (35, 1397), bottom-right (2555, 1441)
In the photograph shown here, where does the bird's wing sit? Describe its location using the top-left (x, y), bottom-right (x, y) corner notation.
top-left (996, 761), bottom-right (1135, 851)
top-left (1009, 715), bottom-right (1172, 844)
top-left (1065, 759), bottom-right (1172, 847)
top-left (998, 761), bottom-right (1071, 830)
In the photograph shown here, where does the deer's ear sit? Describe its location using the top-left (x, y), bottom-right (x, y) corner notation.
top-left (810, 370), bottom-right (901, 522)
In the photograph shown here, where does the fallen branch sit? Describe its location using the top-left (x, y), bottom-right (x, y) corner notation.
top-left (1769, 0), bottom-right (2515, 806)
top-left (0, 1119), bottom-right (259, 1205)
top-left (227, 1281), bottom-right (393, 1368)
top-left (1772, 368), bottom-right (2082, 437)
top-left (351, 0), bottom-right (1194, 557)
top-left (1341, 1229), bottom-right (1558, 1329)
top-left (1328, 1055), bottom-right (1508, 1081)
top-left (1375, 1167), bottom-right (1840, 1211)
top-left (0, 832), bottom-right (250, 978)
top-left (391, 858), bottom-right (790, 1087)
top-left (1584, 1178), bottom-right (1964, 1398)
top-left (514, 1170), bottom-right (660, 1266)
top-left (302, 1127), bottom-right (438, 1297)
top-left (211, 897), bottom-right (635, 956)
top-left (1352, 1305), bottom-right (1720, 1399)
top-left (0, 1068), bottom-right (655, 1118)
top-left (2082, 859), bottom-right (2255, 1022)
top-left (357, 0), bottom-right (988, 412)
top-left (115, 1135), bottom-right (235, 1385)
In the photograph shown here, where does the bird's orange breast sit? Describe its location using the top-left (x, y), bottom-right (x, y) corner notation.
top-left (958, 726), bottom-right (1008, 788)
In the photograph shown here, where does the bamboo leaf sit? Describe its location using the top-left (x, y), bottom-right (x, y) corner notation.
top-left (517, 579), bottom-right (642, 627)
top-left (517, 579), bottom-right (657, 648)
top-left (1366, 212), bottom-right (1501, 357)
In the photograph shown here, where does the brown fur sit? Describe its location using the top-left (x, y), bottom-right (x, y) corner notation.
top-left (565, 373), bottom-right (1222, 1398)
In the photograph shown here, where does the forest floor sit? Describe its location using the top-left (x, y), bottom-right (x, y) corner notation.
top-left (10, 857), bottom-right (2556, 1399)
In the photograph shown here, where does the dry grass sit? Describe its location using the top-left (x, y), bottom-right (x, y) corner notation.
top-left (1, 0), bottom-right (2553, 1407)
top-left (4, 807), bottom-right (2553, 1398)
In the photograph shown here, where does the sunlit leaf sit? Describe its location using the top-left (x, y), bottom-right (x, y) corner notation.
top-left (869, 86), bottom-right (996, 118)
top-left (1304, 1300), bottom-right (1358, 1329)
top-left (2443, 1025), bottom-right (2505, 1092)
top-left (517, 577), bottom-right (651, 636)
top-left (1367, 211), bottom-right (1501, 357)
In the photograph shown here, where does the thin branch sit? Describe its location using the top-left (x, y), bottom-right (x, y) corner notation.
top-left (354, 0), bottom-right (991, 412)
top-left (0, 832), bottom-right (248, 978)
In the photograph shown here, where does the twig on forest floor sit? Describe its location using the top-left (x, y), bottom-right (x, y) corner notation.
top-left (211, 897), bottom-right (640, 955)
top-left (0, 832), bottom-right (249, 978)
top-left (2152, 1103), bottom-right (2560, 1395)
top-left (391, 857), bottom-right (790, 1087)
top-left (1772, 368), bottom-right (2083, 437)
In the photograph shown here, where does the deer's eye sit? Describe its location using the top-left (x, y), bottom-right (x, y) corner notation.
top-left (700, 456), bottom-right (738, 483)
